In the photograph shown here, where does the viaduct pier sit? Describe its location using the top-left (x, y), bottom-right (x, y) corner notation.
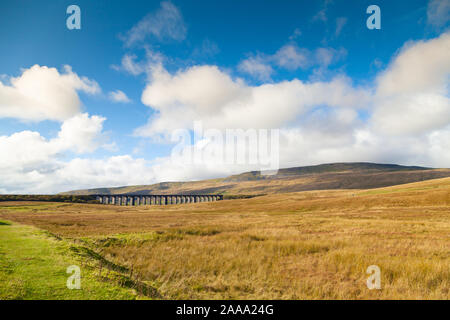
top-left (95, 194), bottom-right (223, 206)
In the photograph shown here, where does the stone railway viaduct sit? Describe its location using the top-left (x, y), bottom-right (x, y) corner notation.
top-left (95, 194), bottom-right (223, 206)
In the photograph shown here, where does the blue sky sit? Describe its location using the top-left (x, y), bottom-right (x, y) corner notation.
top-left (0, 0), bottom-right (449, 193)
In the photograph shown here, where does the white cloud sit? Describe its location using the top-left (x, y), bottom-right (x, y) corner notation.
top-left (0, 113), bottom-right (107, 167)
top-left (129, 31), bottom-right (450, 182)
top-left (427, 125), bottom-right (450, 166)
top-left (2, 32), bottom-right (450, 194)
top-left (111, 54), bottom-right (146, 75)
top-left (121, 1), bottom-right (186, 47)
top-left (0, 130), bottom-right (60, 172)
top-left (371, 93), bottom-right (450, 136)
top-left (372, 32), bottom-right (450, 135)
top-left (0, 113), bottom-right (115, 193)
top-left (273, 44), bottom-right (310, 70)
top-left (427, 0), bottom-right (450, 29)
top-left (55, 113), bottom-right (108, 153)
top-left (0, 65), bottom-right (100, 122)
top-left (376, 32), bottom-right (450, 96)
top-left (53, 156), bottom-right (157, 193)
top-left (0, 155), bottom-right (157, 194)
top-left (109, 90), bottom-right (132, 103)
top-left (136, 63), bottom-right (369, 138)
top-left (4, 122), bottom-right (450, 194)
top-left (276, 125), bottom-right (450, 170)
top-left (111, 50), bottom-right (165, 76)
top-left (239, 44), bottom-right (347, 79)
top-left (238, 56), bottom-right (273, 81)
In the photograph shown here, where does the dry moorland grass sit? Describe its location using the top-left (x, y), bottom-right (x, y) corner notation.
top-left (1, 178), bottom-right (449, 299)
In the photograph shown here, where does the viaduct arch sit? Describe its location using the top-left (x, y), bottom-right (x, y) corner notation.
top-left (95, 194), bottom-right (223, 206)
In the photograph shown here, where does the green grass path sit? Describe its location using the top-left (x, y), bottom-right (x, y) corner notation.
top-left (0, 220), bottom-right (137, 300)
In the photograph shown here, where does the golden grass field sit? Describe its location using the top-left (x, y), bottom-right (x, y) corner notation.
top-left (1, 178), bottom-right (449, 299)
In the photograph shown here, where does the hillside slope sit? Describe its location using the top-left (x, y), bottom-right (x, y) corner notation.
top-left (62, 162), bottom-right (450, 196)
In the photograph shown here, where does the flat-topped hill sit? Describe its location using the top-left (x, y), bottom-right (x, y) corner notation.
top-left (61, 162), bottom-right (450, 196)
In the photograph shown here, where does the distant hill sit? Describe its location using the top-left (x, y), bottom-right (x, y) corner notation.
top-left (61, 162), bottom-right (450, 196)
top-left (225, 162), bottom-right (431, 181)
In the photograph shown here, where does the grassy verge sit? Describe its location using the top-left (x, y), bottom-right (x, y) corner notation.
top-left (0, 220), bottom-right (138, 300)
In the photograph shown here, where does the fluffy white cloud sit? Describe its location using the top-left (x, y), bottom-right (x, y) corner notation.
top-left (55, 113), bottom-right (109, 153)
top-left (0, 113), bottom-right (107, 168)
top-left (121, 1), bottom-right (186, 47)
top-left (376, 33), bottom-right (450, 97)
top-left (52, 156), bottom-right (157, 193)
top-left (372, 32), bottom-right (450, 135)
top-left (137, 63), bottom-right (369, 138)
top-left (109, 90), bottom-right (132, 103)
top-left (0, 65), bottom-right (100, 122)
top-left (0, 155), bottom-right (157, 194)
top-left (0, 113), bottom-right (116, 193)
top-left (371, 93), bottom-right (450, 135)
